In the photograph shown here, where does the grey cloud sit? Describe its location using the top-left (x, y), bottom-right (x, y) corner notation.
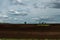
top-left (51, 3), bottom-right (60, 8)
top-left (48, 0), bottom-right (60, 8)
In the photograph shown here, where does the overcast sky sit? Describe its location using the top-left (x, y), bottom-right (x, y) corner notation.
top-left (0, 0), bottom-right (60, 24)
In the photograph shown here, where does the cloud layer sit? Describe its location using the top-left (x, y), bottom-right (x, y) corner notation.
top-left (0, 0), bottom-right (60, 24)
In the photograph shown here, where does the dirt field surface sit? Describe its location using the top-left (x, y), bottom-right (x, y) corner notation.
top-left (0, 31), bottom-right (60, 38)
top-left (0, 24), bottom-right (60, 38)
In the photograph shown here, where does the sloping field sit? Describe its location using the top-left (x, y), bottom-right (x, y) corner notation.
top-left (0, 24), bottom-right (60, 38)
top-left (0, 31), bottom-right (60, 39)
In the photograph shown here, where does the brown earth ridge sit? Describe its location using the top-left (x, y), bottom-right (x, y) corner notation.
top-left (0, 23), bottom-right (60, 38)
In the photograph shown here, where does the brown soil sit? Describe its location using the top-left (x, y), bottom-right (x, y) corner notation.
top-left (0, 24), bottom-right (60, 38)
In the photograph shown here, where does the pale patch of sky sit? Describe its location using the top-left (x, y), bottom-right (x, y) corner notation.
top-left (0, 0), bottom-right (60, 24)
